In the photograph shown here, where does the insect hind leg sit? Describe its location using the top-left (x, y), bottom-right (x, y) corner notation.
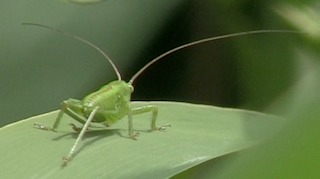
top-left (63, 106), bottom-right (100, 166)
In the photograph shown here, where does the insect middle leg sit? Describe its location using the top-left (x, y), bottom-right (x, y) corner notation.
top-left (34, 99), bottom-right (88, 131)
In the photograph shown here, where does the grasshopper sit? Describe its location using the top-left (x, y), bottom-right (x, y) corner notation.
top-left (23, 23), bottom-right (299, 165)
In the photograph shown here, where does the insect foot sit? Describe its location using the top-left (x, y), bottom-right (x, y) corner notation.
top-left (130, 132), bottom-right (140, 140)
top-left (33, 123), bottom-right (56, 132)
top-left (69, 123), bottom-right (81, 132)
top-left (68, 123), bottom-right (90, 132)
top-left (62, 156), bottom-right (71, 167)
top-left (156, 124), bottom-right (171, 131)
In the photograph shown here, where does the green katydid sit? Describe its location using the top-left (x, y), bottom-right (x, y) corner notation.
top-left (23, 23), bottom-right (300, 165)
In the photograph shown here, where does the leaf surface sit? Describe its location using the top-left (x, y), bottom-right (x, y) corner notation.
top-left (0, 101), bottom-right (283, 179)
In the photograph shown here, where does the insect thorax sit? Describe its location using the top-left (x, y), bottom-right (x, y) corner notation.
top-left (82, 80), bottom-right (133, 110)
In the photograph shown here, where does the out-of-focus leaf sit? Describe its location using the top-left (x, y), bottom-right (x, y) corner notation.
top-left (275, 2), bottom-right (320, 40)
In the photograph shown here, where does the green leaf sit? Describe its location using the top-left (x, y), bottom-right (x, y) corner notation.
top-left (0, 102), bottom-right (283, 178)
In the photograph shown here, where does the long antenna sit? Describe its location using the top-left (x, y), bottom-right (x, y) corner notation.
top-left (129, 30), bottom-right (303, 85)
top-left (22, 23), bottom-right (122, 81)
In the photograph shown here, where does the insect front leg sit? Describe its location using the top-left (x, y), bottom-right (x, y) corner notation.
top-left (131, 105), bottom-right (158, 131)
top-left (34, 99), bottom-right (87, 131)
top-left (129, 104), bottom-right (170, 137)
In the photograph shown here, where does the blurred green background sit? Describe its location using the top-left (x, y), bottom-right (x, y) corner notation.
top-left (1, 0), bottom-right (320, 178)
top-left (1, 0), bottom-right (316, 125)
